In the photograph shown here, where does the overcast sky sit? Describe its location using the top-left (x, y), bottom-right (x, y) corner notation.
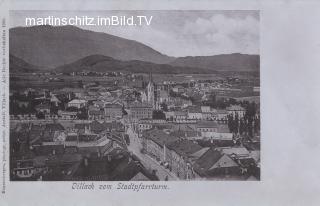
top-left (10, 10), bottom-right (259, 57)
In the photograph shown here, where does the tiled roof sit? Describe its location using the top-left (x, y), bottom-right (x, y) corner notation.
top-left (193, 148), bottom-right (223, 175)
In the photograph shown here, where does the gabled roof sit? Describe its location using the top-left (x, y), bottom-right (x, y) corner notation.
top-left (193, 148), bottom-right (223, 175)
top-left (130, 172), bottom-right (151, 181)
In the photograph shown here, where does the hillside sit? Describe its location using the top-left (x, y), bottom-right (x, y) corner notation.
top-left (9, 54), bottom-right (39, 73)
top-left (9, 25), bottom-right (174, 69)
top-left (54, 54), bottom-right (212, 74)
top-left (170, 53), bottom-right (259, 72)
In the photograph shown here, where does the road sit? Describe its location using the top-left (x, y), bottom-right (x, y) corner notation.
top-left (126, 126), bottom-right (179, 181)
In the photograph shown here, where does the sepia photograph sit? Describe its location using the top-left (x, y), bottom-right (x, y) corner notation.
top-left (9, 10), bottom-right (260, 181)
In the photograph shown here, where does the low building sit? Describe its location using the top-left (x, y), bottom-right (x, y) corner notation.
top-left (201, 124), bottom-right (233, 141)
top-left (142, 129), bottom-right (179, 162)
top-left (88, 110), bottom-right (104, 120)
top-left (67, 99), bottom-right (87, 109)
top-left (187, 106), bottom-right (202, 120)
top-left (215, 109), bottom-right (229, 121)
top-left (226, 105), bottom-right (246, 118)
top-left (58, 110), bottom-right (77, 120)
top-left (196, 121), bottom-right (219, 132)
top-left (104, 104), bottom-right (123, 120)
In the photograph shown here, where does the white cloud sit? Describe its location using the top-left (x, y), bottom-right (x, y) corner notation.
top-left (177, 14), bottom-right (259, 56)
top-left (11, 11), bottom-right (259, 57)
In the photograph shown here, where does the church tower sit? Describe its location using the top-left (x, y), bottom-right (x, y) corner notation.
top-left (147, 72), bottom-right (156, 109)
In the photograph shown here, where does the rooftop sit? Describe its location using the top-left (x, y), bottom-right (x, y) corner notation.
top-left (196, 121), bottom-right (219, 128)
top-left (68, 99), bottom-right (87, 104)
top-left (144, 129), bottom-right (179, 148)
top-left (167, 140), bottom-right (203, 158)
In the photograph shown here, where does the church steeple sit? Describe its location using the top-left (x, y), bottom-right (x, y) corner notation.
top-left (149, 72), bottom-right (153, 83)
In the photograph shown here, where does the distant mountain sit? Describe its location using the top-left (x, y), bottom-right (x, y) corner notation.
top-left (54, 54), bottom-right (211, 74)
top-left (170, 53), bottom-right (260, 72)
top-left (9, 54), bottom-right (39, 73)
top-left (9, 25), bottom-right (174, 69)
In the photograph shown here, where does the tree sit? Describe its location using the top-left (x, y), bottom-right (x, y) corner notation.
top-left (160, 102), bottom-right (168, 112)
top-left (234, 113), bottom-right (239, 134)
top-left (66, 106), bottom-right (78, 112)
top-left (77, 107), bottom-right (88, 120)
top-left (77, 80), bottom-right (83, 88)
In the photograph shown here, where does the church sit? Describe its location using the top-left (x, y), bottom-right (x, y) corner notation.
top-left (141, 73), bottom-right (159, 110)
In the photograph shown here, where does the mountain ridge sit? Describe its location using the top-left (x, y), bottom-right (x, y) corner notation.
top-left (10, 25), bottom-right (259, 73)
top-left (10, 25), bottom-right (174, 68)
top-left (54, 54), bottom-right (212, 74)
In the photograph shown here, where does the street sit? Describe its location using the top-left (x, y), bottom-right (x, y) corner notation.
top-left (126, 126), bottom-right (179, 181)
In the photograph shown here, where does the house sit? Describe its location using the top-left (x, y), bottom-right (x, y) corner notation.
top-left (104, 104), bottom-right (123, 120)
top-left (88, 109), bottom-right (104, 120)
top-left (58, 110), bottom-right (77, 120)
top-left (67, 99), bottom-right (87, 109)
top-left (142, 129), bottom-right (179, 162)
top-left (187, 106), bottom-right (202, 120)
top-left (166, 140), bottom-right (203, 179)
top-left (138, 119), bottom-right (154, 132)
top-left (193, 148), bottom-right (240, 178)
top-left (215, 109), bottom-right (229, 121)
top-left (226, 105), bottom-right (246, 118)
top-left (173, 111), bottom-right (188, 122)
top-left (201, 124), bottom-right (233, 141)
top-left (217, 146), bottom-right (256, 172)
top-left (130, 172), bottom-right (152, 181)
top-left (129, 102), bottom-right (153, 121)
top-left (196, 121), bottom-right (219, 132)
top-left (50, 95), bottom-right (61, 107)
top-left (158, 90), bottom-right (170, 103)
top-left (201, 106), bottom-right (211, 113)
top-left (172, 85), bottom-right (185, 93)
top-left (16, 99), bottom-right (30, 108)
top-left (88, 120), bottom-right (107, 134)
